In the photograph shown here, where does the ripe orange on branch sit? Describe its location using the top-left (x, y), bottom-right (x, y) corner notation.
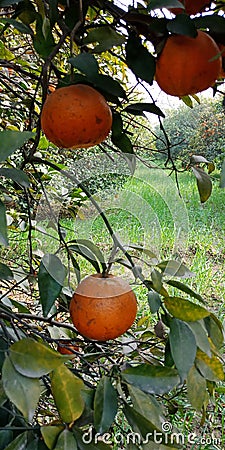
top-left (155, 31), bottom-right (222, 97)
top-left (169, 0), bottom-right (211, 15)
top-left (69, 274), bottom-right (137, 341)
top-left (41, 84), bottom-right (112, 149)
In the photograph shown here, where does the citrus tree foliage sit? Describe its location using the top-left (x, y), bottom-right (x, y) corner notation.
top-left (0, 1), bottom-right (225, 449)
top-left (155, 99), bottom-right (225, 166)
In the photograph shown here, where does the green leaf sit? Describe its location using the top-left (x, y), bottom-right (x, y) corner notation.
top-left (51, 364), bottom-right (85, 423)
top-left (165, 280), bottom-right (205, 304)
top-left (83, 26), bottom-right (126, 53)
top-left (181, 95), bottom-right (193, 108)
top-left (69, 54), bottom-right (99, 77)
top-left (164, 297), bottom-right (210, 321)
top-left (4, 432), bottom-right (28, 450)
top-left (124, 403), bottom-right (160, 440)
top-left (0, 0), bottom-right (24, 6)
top-left (193, 14), bottom-right (225, 34)
top-left (191, 167), bottom-right (212, 203)
top-left (0, 200), bottom-right (8, 247)
top-left (0, 262), bottom-right (13, 280)
top-left (55, 429), bottom-right (78, 449)
top-left (0, 130), bottom-right (34, 162)
top-left (0, 18), bottom-right (33, 34)
top-left (122, 364), bottom-right (180, 395)
top-left (41, 425), bottom-right (64, 450)
top-left (94, 376), bottom-right (118, 433)
top-left (187, 365), bottom-right (207, 411)
top-left (2, 356), bottom-right (41, 422)
top-left (220, 158), bottom-right (225, 188)
top-left (9, 338), bottom-right (69, 378)
top-left (204, 313), bottom-right (224, 349)
top-left (33, 14), bottom-right (56, 59)
top-left (124, 103), bottom-right (165, 118)
top-left (68, 243), bottom-right (101, 274)
top-left (157, 260), bottom-right (195, 278)
top-left (93, 74), bottom-right (127, 99)
top-left (38, 254), bottom-right (67, 316)
top-left (0, 430), bottom-right (13, 449)
top-left (69, 239), bottom-right (106, 273)
top-left (126, 34), bottom-right (156, 84)
top-left (186, 321), bottom-right (211, 357)
top-left (147, 0), bottom-right (184, 10)
top-left (128, 385), bottom-right (166, 430)
top-left (167, 14), bottom-right (197, 38)
top-left (148, 291), bottom-right (161, 314)
top-left (151, 269), bottom-right (163, 293)
top-left (169, 318), bottom-right (197, 381)
top-left (0, 168), bottom-right (30, 188)
top-left (195, 349), bottom-right (224, 382)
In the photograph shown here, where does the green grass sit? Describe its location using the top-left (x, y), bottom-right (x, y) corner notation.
top-left (5, 167), bottom-right (225, 315)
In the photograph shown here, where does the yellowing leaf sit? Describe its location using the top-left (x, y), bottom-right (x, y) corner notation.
top-left (164, 297), bottom-right (210, 321)
top-left (51, 364), bottom-right (85, 423)
top-left (196, 349), bottom-right (224, 382)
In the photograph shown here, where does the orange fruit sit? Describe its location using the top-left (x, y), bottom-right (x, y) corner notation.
top-left (169, 0), bottom-right (210, 15)
top-left (57, 341), bottom-right (80, 355)
top-left (69, 273), bottom-right (137, 341)
top-left (41, 84), bottom-right (112, 149)
top-left (155, 31), bottom-right (222, 97)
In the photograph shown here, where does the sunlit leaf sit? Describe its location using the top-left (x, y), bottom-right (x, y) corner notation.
top-left (9, 338), bottom-right (70, 378)
top-left (187, 365), bottom-right (207, 411)
top-left (169, 318), bottom-right (197, 381)
top-left (94, 376), bottom-right (118, 433)
top-left (122, 364), bottom-right (180, 395)
top-left (51, 364), bottom-right (85, 423)
top-left (164, 297), bottom-right (210, 321)
top-left (2, 356), bottom-right (40, 422)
